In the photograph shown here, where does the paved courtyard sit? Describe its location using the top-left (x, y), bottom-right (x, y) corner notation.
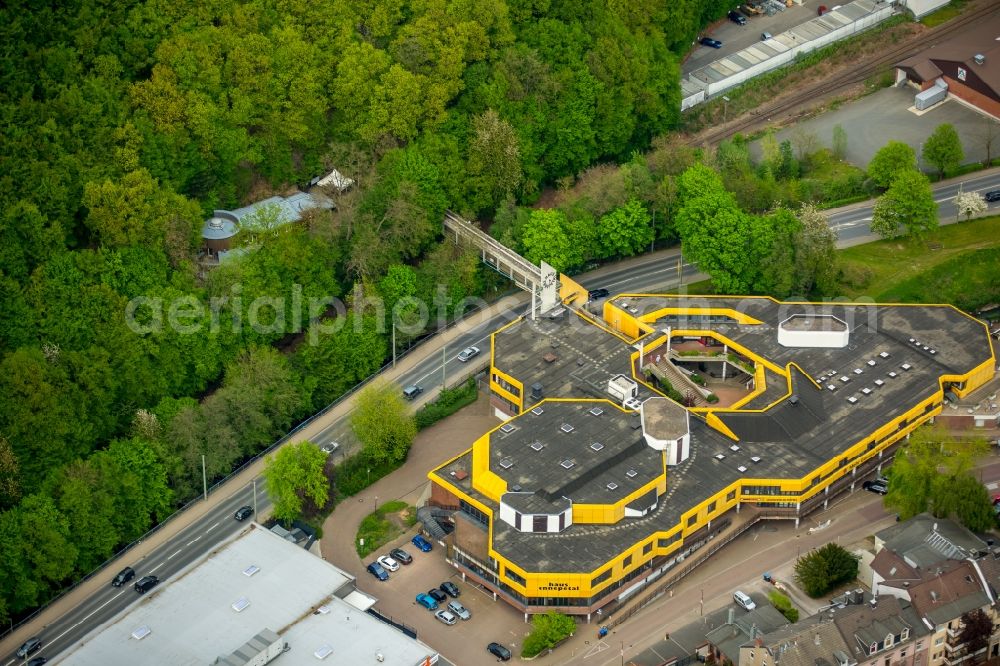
top-left (751, 85), bottom-right (995, 170)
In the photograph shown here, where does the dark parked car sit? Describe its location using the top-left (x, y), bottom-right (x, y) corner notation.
top-left (390, 547), bottom-right (413, 564)
top-left (699, 37), bottom-right (723, 49)
top-left (863, 480), bottom-right (888, 495)
top-left (16, 637), bottom-right (42, 659)
top-left (234, 505), bottom-right (253, 521)
top-left (134, 575), bottom-right (159, 594)
top-left (487, 642), bottom-right (512, 661)
top-left (588, 288), bottom-right (610, 301)
top-left (427, 588), bottom-right (448, 603)
top-left (985, 190), bottom-right (1000, 202)
top-left (411, 534), bottom-right (433, 552)
top-left (727, 10), bottom-right (747, 24)
top-left (112, 566), bottom-right (135, 587)
top-left (27, 658), bottom-right (48, 666)
top-left (366, 562), bottom-right (389, 581)
top-left (440, 581), bottom-right (460, 598)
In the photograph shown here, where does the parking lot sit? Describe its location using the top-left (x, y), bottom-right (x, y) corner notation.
top-left (362, 532), bottom-right (531, 665)
top-left (684, 0), bottom-right (850, 76)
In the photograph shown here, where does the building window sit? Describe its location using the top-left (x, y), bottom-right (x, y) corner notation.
top-left (687, 515), bottom-right (696, 527)
top-left (533, 515), bottom-right (548, 532)
top-left (643, 542), bottom-right (652, 555)
top-left (901, 628), bottom-right (909, 640)
top-left (727, 490), bottom-right (736, 502)
top-left (559, 512), bottom-right (566, 530)
top-left (592, 569), bottom-right (612, 587)
top-left (935, 637), bottom-right (944, 646)
top-left (623, 554), bottom-right (633, 569)
top-left (515, 512), bottom-right (522, 530)
top-left (506, 568), bottom-right (526, 586)
top-left (707, 501), bottom-right (717, 513)
top-left (870, 644), bottom-right (877, 655)
top-left (658, 532), bottom-right (681, 548)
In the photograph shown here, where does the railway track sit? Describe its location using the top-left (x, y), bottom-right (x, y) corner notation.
top-left (693, 1), bottom-right (998, 146)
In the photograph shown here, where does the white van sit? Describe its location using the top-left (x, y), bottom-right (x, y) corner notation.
top-left (734, 590), bottom-right (756, 611)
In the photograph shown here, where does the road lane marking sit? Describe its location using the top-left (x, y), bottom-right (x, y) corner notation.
top-left (167, 549), bottom-right (182, 560)
top-left (187, 537), bottom-right (201, 546)
top-left (206, 521), bottom-right (220, 532)
top-left (44, 590), bottom-right (128, 649)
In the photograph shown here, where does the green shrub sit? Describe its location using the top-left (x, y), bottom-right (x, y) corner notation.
top-left (521, 612), bottom-right (576, 658)
top-left (415, 377), bottom-right (479, 429)
top-left (333, 452), bottom-right (404, 498)
top-left (706, 393), bottom-right (719, 404)
top-left (794, 543), bottom-right (860, 597)
top-left (689, 373), bottom-right (706, 386)
top-left (768, 590), bottom-right (800, 623)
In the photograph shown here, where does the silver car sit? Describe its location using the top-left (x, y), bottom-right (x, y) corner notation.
top-left (448, 599), bottom-right (471, 620)
top-left (457, 346), bottom-right (480, 362)
top-left (435, 609), bottom-right (458, 625)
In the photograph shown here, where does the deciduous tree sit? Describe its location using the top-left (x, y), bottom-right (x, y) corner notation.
top-left (867, 141), bottom-right (917, 188)
top-left (598, 199), bottom-right (653, 258)
top-left (351, 381), bottom-right (417, 466)
top-left (265, 441), bottom-right (330, 524)
top-left (954, 191), bottom-right (987, 222)
top-left (922, 123), bottom-right (964, 178)
top-left (468, 109), bottom-right (523, 212)
top-left (870, 170), bottom-right (937, 241)
top-left (792, 204), bottom-right (838, 295)
top-left (520, 209), bottom-right (581, 273)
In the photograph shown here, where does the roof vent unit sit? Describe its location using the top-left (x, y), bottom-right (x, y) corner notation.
top-left (589, 406), bottom-right (604, 417)
top-left (867, 360), bottom-right (876, 367)
top-left (788, 395), bottom-right (799, 406)
top-left (511, 484), bottom-right (522, 492)
top-left (888, 371), bottom-right (898, 378)
top-left (751, 456), bottom-right (762, 463)
top-left (929, 349), bottom-right (937, 355)
top-left (626, 469), bottom-right (638, 478)
top-left (500, 423), bottom-right (516, 434)
top-left (314, 644), bottom-right (334, 660)
top-left (131, 625), bottom-right (152, 641)
top-left (231, 597), bottom-right (251, 612)
top-left (530, 441), bottom-right (545, 452)
top-left (861, 388), bottom-right (872, 395)
top-left (737, 465), bottom-right (748, 473)
top-left (847, 396), bottom-right (859, 404)
top-left (531, 383), bottom-right (544, 400)
top-left (499, 457), bottom-right (514, 470)
top-left (560, 459), bottom-right (576, 470)
top-left (879, 351), bottom-right (890, 359)
top-left (531, 406), bottom-right (544, 416)
top-left (607, 482), bottom-right (619, 491)
top-left (716, 453), bottom-right (726, 460)
top-left (730, 444), bottom-right (741, 452)
top-left (827, 384), bottom-right (837, 391)
top-left (560, 423), bottom-right (575, 433)
top-left (590, 441), bottom-right (605, 452)
top-left (908, 338), bottom-right (915, 343)
top-left (975, 53), bottom-right (985, 65)
top-left (623, 397), bottom-right (643, 411)
top-left (243, 565), bottom-right (260, 577)
top-left (853, 368), bottom-right (863, 375)
top-left (901, 363), bottom-right (912, 371)
top-left (874, 379), bottom-right (884, 387)
top-left (840, 376), bottom-right (850, 383)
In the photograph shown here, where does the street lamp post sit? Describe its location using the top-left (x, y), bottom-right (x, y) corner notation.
top-left (722, 96), bottom-right (731, 124)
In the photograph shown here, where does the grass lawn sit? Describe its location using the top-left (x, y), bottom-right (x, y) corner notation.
top-left (835, 216), bottom-right (1000, 303)
top-left (355, 500), bottom-right (416, 558)
top-left (920, 0), bottom-right (968, 28)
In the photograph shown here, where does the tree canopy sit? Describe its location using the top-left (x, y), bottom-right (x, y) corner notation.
top-left (264, 442), bottom-right (330, 524)
top-left (867, 141), bottom-right (917, 189)
top-left (794, 543), bottom-right (860, 598)
top-left (870, 169), bottom-right (938, 241)
top-left (922, 123), bottom-right (964, 178)
top-left (351, 381), bottom-right (417, 466)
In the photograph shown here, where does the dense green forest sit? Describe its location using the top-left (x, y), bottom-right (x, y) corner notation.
top-left (0, 0), bottom-right (742, 623)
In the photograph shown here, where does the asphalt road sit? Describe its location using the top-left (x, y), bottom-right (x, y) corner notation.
top-left (9, 167), bottom-right (1000, 664)
top-left (829, 168), bottom-right (1000, 245)
top-left (3, 483), bottom-right (268, 666)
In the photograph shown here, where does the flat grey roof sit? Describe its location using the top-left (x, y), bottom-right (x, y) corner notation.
top-left (460, 295), bottom-right (994, 574)
top-left (492, 314), bottom-right (657, 406)
top-left (61, 527), bottom-right (437, 666)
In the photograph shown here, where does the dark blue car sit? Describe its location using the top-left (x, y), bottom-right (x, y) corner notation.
top-left (366, 562), bottom-right (389, 581)
top-left (411, 534), bottom-right (433, 552)
top-left (699, 37), bottom-right (723, 49)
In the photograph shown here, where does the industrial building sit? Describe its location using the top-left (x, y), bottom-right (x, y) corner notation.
top-left (60, 526), bottom-right (439, 666)
top-left (427, 294), bottom-right (996, 619)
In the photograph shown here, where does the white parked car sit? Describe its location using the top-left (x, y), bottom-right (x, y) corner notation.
top-left (457, 346), bottom-right (481, 362)
top-left (435, 610), bottom-right (458, 625)
top-left (320, 442), bottom-right (339, 455)
top-left (377, 555), bottom-right (400, 572)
